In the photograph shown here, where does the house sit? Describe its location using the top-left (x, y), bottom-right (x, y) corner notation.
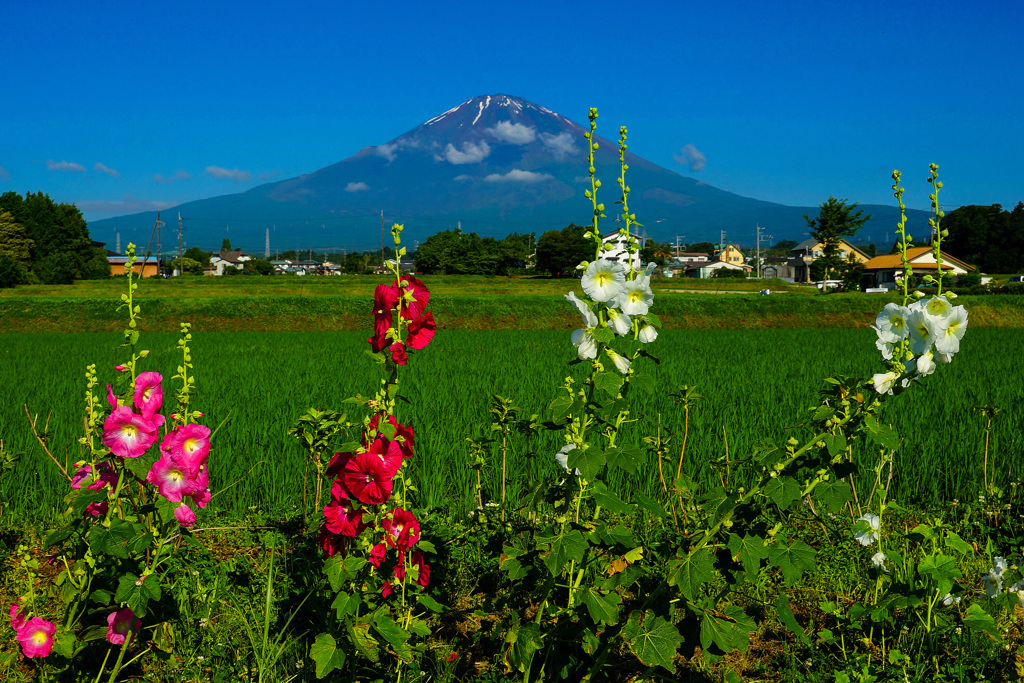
top-left (600, 229), bottom-right (646, 270)
top-left (108, 255), bottom-right (160, 278)
top-left (714, 244), bottom-right (745, 266)
top-left (673, 251), bottom-right (709, 264)
top-left (790, 238), bottom-right (872, 283)
top-left (860, 247), bottom-right (975, 290)
top-left (209, 250), bottom-right (253, 275)
top-left (663, 260), bottom-right (749, 279)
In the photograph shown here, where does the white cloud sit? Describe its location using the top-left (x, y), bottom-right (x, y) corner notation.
top-left (94, 162), bottom-right (120, 177)
top-left (453, 174), bottom-right (472, 181)
top-left (47, 159), bottom-right (86, 172)
top-left (484, 169), bottom-right (553, 183)
top-left (376, 143), bottom-right (398, 161)
top-left (258, 171), bottom-right (279, 182)
top-left (345, 181), bottom-right (369, 192)
top-left (205, 166), bottom-right (252, 182)
top-left (443, 140), bottom-right (491, 165)
top-left (487, 121), bottom-right (536, 145)
top-left (673, 143), bottom-right (707, 172)
top-left (0, 165), bottom-right (9, 182)
top-left (77, 194), bottom-right (175, 215)
top-left (154, 170), bottom-right (191, 184)
top-left (540, 132), bottom-right (578, 161)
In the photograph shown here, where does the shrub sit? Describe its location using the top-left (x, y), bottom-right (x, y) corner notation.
top-left (0, 253), bottom-right (26, 288)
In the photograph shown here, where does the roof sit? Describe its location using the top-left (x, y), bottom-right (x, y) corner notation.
top-left (601, 229), bottom-right (644, 241)
top-left (792, 238), bottom-right (871, 260)
top-left (863, 247), bottom-right (974, 272)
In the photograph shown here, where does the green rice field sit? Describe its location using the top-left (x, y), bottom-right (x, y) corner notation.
top-left (2, 327), bottom-right (1021, 522)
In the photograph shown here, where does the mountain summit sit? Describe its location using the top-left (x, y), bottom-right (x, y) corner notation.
top-left (91, 95), bottom-right (921, 250)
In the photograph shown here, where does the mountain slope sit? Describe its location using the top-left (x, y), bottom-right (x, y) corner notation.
top-left (90, 95), bottom-right (925, 251)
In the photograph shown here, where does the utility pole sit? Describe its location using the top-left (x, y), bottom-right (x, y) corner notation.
top-left (177, 213), bottom-right (183, 263)
top-left (265, 228), bottom-right (270, 259)
top-left (719, 230), bottom-right (727, 262)
top-left (156, 218), bottom-right (161, 274)
top-left (380, 210), bottom-right (385, 269)
top-left (756, 224), bottom-right (773, 279)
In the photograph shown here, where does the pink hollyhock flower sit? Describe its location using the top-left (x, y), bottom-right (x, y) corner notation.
top-left (106, 384), bottom-right (118, 408)
top-left (389, 342), bottom-right (408, 365)
top-left (106, 607), bottom-right (141, 645)
top-left (85, 501), bottom-right (108, 517)
top-left (366, 434), bottom-right (403, 474)
top-left (406, 311), bottom-right (436, 350)
top-left (368, 542), bottom-right (387, 568)
top-left (114, 365), bottom-right (127, 372)
top-left (16, 617), bottom-right (56, 658)
top-left (189, 465), bottom-right (211, 509)
top-left (71, 462), bottom-right (118, 491)
top-left (383, 509), bottom-right (421, 552)
top-left (103, 407), bottom-right (159, 458)
top-left (323, 489), bottom-right (367, 537)
top-left (174, 503), bottom-right (196, 527)
top-left (411, 550), bottom-right (430, 587)
top-left (10, 601), bottom-right (25, 631)
top-left (342, 451), bottom-right (395, 505)
top-left (133, 372), bottom-right (164, 420)
top-left (162, 424), bottom-right (211, 470)
top-left (147, 455), bottom-right (200, 502)
top-left (393, 276), bottom-right (429, 320)
top-left (318, 527), bottom-right (347, 557)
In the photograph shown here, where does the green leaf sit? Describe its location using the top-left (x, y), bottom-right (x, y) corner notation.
top-left (591, 327), bottom-right (614, 344)
top-left (764, 476), bottom-right (801, 510)
top-left (417, 540), bottom-right (437, 554)
top-left (310, 633), bottom-right (346, 679)
top-left (89, 519), bottom-right (135, 559)
top-left (373, 613), bottom-right (413, 662)
top-left (917, 554), bottom-right (961, 595)
top-left (595, 524), bottom-right (635, 549)
top-left (628, 373), bottom-right (655, 395)
top-left (124, 450), bottom-right (158, 481)
top-left (567, 447), bottom-right (605, 480)
top-left (51, 629), bottom-right (75, 658)
top-left (962, 603), bottom-right (1001, 640)
top-left (668, 548), bottom-right (714, 600)
top-left (700, 605), bottom-right (755, 654)
top-left (768, 540), bottom-right (816, 586)
top-left (823, 433), bottom-right (847, 457)
top-left (408, 618), bottom-right (431, 637)
top-left (325, 555), bottom-right (366, 591)
top-left (580, 587), bottom-right (621, 625)
top-left (549, 395), bottom-right (575, 423)
top-left (44, 523), bottom-right (76, 548)
top-left (591, 481), bottom-right (632, 514)
top-left (331, 591), bottom-right (360, 620)
top-left (416, 593), bottom-right (446, 613)
top-left (594, 372), bottom-right (624, 397)
top-left (70, 489), bottom-right (107, 518)
top-left (944, 531), bottom-right (974, 555)
top-left (114, 573), bottom-right (161, 618)
top-left (347, 621), bottom-right (380, 663)
top-left (89, 589), bottom-right (113, 606)
top-left (813, 479), bottom-right (853, 512)
top-left (604, 443), bottom-right (642, 475)
top-left (621, 609), bottom-right (681, 671)
top-left (727, 534), bottom-right (768, 582)
top-left (775, 595), bottom-right (810, 644)
top-left (536, 529), bottom-right (587, 576)
top-left (503, 621), bottom-right (543, 673)
top-left (634, 492), bottom-right (668, 519)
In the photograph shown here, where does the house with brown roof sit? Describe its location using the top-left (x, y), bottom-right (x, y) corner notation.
top-left (861, 247), bottom-right (974, 290)
top-left (790, 238), bottom-right (872, 283)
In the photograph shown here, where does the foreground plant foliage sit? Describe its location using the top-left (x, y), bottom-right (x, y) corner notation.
top-left (5, 116), bottom-right (1023, 683)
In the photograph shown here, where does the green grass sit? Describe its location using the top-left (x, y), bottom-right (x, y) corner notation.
top-left (3, 328), bottom-right (1021, 523)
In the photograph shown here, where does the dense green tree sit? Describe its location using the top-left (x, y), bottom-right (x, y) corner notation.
top-left (170, 257), bottom-right (203, 275)
top-left (0, 253), bottom-right (26, 288)
top-left (804, 197), bottom-right (871, 288)
top-left (183, 247), bottom-right (212, 267)
top-left (943, 203), bottom-right (1024, 273)
top-left (0, 191), bottom-right (102, 281)
top-left (640, 240), bottom-right (674, 266)
top-left (535, 223), bottom-right (591, 277)
top-left (221, 238), bottom-right (233, 252)
top-left (247, 258), bottom-right (274, 275)
top-left (0, 209), bottom-right (34, 267)
top-left (686, 241), bottom-right (716, 256)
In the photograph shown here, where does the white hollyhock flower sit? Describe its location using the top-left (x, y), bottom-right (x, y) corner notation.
top-left (934, 305), bottom-right (968, 356)
top-left (581, 259), bottom-right (626, 303)
top-left (875, 337), bottom-right (895, 360)
top-left (906, 309), bottom-right (936, 355)
top-left (635, 262), bottom-right (657, 288)
top-left (924, 295), bottom-right (953, 322)
top-left (941, 593), bottom-right (961, 607)
top-left (872, 372), bottom-right (899, 395)
top-left (615, 279), bottom-right (654, 316)
top-left (606, 348), bottom-right (631, 374)
top-left (565, 291), bottom-right (598, 328)
top-left (914, 348), bottom-right (936, 376)
top-left (606, 308), bottom-right (631, 336)
top-left (875, 303), bottom-right (911, 340)
top-left (1008, 580), bottom-right (1024, 607)
top-left (854, 513), bottom-right (880, 546)
top-left (571, 329), bottom-right (598, 360)
top-left (638, 325), bottom-right (658, 344)
top-left (871, 552), bottom-right (887, 570)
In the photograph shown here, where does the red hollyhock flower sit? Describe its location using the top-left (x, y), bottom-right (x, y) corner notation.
top-left (389, 342), bottom-right (408, 365)
top-left (368, 415), bottom-right (415, 459)
top-left (326, 452), bottom-right (354, 478)
top-left (342, 451), bottom-right (394, 505)
top-left (319, 527), bottom-right (347, 557)
top-left (369, 284), bottom-right (398, 352)
top-left (383, 508), bottom-right (421, 551)
top-left (406, 312), bottom-right (436, 350)
top-left (393, 276), bottom-right (430, 320)
top-left (366, 434), bottom-right (404, 474)
top-left (323, 489), bottom-right (367, 537)
top-left (368, 542), bottom-right (387, 567)
top-left (411, 550), bottom-right (430, 587)
top-left (381, 579), bottom-right (395, 598)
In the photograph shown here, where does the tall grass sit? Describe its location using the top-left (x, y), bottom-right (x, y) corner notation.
top-left (2, 329), bottom-right (1020, 522)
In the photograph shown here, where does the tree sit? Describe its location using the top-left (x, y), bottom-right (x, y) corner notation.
top-left (0, 253), bottom-right (26, 288)
top-left (221, 238), bottom-right (233, 252)
top-left (687, 241), bottom-right (716, 256)
top-left (0, 191), bottom-right (98, 281)
top-left (943, 203), bottom-right (1024, 274)
top-left (804, 197), bottom-right (871, 287)
top-left (170, 257), bottom-right (203, 275)
top-left (0, 210), bottom-right (34, 267)
top-left (183, 247), bottom-right (212, 267)
top-left (247, 258), bottom-right (274, 276)
top-left (640, 240), bottom-right (674, 266)
top-left (535, 224), bottom-right (591, 277)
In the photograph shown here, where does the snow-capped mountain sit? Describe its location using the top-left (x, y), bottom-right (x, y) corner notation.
top-left (90, 94), bottom-right (922, 251)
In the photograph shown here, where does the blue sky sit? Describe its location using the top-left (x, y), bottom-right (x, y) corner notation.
top-left (3, 0), bottom-right (1021, 227)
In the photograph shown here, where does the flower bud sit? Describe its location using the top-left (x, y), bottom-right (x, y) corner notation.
top-left (115, 365), bottom-right (127, 372)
